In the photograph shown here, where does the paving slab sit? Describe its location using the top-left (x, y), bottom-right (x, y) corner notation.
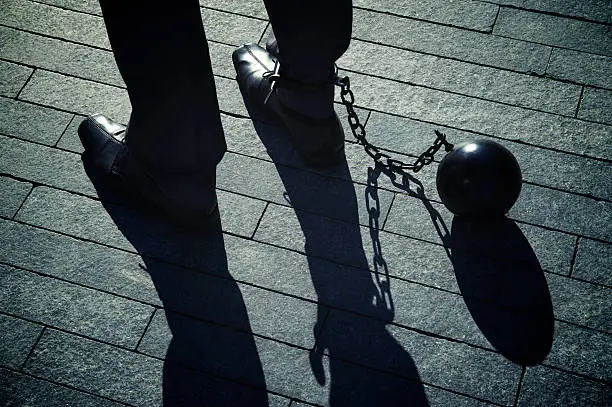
top-left (18, 69), bottom-right (131, 123)
top-left (0, 176), bottom-right (32, 218)
top-left (0, 313), bottom-right (42, 369)
top-left (200, 0), bottom-right (269, 20)
top-left (364, 111), bottom-right (612, 201)
top-left (544, 321), bottom-right (611, 381)
top-left (547, 48), bottom-right (612, 89)
top-left (545, 272), bottom-right (611, 332)
top-left (1, 367), bottom-right (125, 407)
top-left (518, 365), bottom-right (612, 406)
top-left (341, 70), bottom-right (612, 160)
top-left (0, 96), bottom-right (73, 145)
top-left (321, 311), bottom-right (522, 404)
top-left (490, 0), bottom-right (612, 23)
top-left (353, 8), bottom-right (551, 74)
top-left (0, 218), bottom-right (161, 305)
top-left (1, 0), bottom-right (110, 48)
top-left (353, 0), bottom-right (499, 31)
top-left (572, 238), bottom-right (612, 286)
top-left (0, 263), bottom-right (154, 348)
top-left (493, 8), bottom-right (612, 56)
top-left (0, 60), bottom-right (32, 98)
top-left (339, 39), bottom-right (581, 116)
top-left (0, 135), bottom-right (96, 196)
top-left (578, 87), bottom-right (612, 125)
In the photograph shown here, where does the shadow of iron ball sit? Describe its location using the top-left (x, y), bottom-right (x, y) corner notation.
top-left (450, 216), bottom-right (554, 366)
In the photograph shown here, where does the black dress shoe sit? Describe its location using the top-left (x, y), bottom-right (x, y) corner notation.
top-left (232, 44), bottom-right (345, 168)
top-left (78, 114), bottom-right (219, 230)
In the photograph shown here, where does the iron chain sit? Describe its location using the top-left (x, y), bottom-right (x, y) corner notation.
top-left (335, 76), bottom-right (454, 173)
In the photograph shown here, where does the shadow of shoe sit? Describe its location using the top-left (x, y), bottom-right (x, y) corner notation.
top-left (83, 160), bottom-right (269, 406)
top-left (245, 115), bottom-right (430, 405)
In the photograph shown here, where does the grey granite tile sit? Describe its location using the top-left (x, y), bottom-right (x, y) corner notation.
top-left (492, 0), bottom-right (612, 23)
top-left (0, 313), bottom-right (42, 369)
top-left (579, 87), bottom-right (612, 124)
top-left (200, 0), bottom-right (269, 20)
top-left (1, 0), bottom-right (110, 49)
top-left (494, 8), bottom-right (612, 56)
top-left (217, 189), bottom-right (267, 236)
top-left (0, 135), bottom-right (96, 196)
top-left (23, 329), bottom-right (163, 406)
top-left (0, 218), bottom-right (161, 305)
top-left (0, 26), bottom-right (123, 86)
top-left (321, 310), bottom-right (522, 405)
top-left (339, 71), bottom-right (612, 160)
top-left (218, 152), bottom-right (394, 227)
top-left (254, 337), bottom-right (329, 405)
top-left (384, 193), bottom-right (577, 277)
top-left (215, 75), bottom-right (249, 117)
top-left (353, 8), bottom-right (551, 74)
top-left (201, 7), bottom-right (268, 45)
top-left (573, 238), bottom-right (612, 286)
top-left (139, 268), bottom-right (318, 348)
top-left (15, 186), bottom-right (264, 251)
top-left (509, 183), bottom-right (612, 242)
top-left (546, 273), bottom-right (611, 332)
top-left (425, 387), bottom-right (494, 407)
top-left (547, 48), bottom-right (612, 89)
top-left (56, 114), bottom-right (85, 153)
top-left (25, 328), bottom-right (294, 406)
top-left (0, 26), bottom-right (236, 85)
top-left (18, 70), bottom-right (131, 123)
top-left (0, 367), bottom-right (125, 407)
top-left (36, 0), bottom-right (102, 15)
top-left (0, 176), bottom-right (32, 218)
top-left (364, 111), bottom-right (612, 201)
top-left (545, 321), bottom-right (611, 381)
top-left (0, 97), bottom-right (73, 145)
top-left (140, 291), bottom-right (317, 364)
top-left (0, 60), bottom-right (32, 97)
top-left (518, 365), bottom-right (612, 406)
top-left (339, 40), bottom-right (581, 116)
top-left (0, 263), bottom-right (154, 348)
top-left (353, 0), bottom-right (499, 31)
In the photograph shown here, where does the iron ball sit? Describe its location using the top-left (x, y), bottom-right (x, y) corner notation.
top-left (436, 140), bottom-right (522, 217)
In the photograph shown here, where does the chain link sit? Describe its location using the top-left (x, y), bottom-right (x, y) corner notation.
top-left (335, 76), bottom-right (454, 173)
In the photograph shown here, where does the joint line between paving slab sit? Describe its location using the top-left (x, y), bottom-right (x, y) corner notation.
top-left (11, 182), bottom-right (35, 221)
top-left (19, 325), bottom-right (46, 372)
top-left (54, 114), bottom-right (78, 148)
top-left (574, 86), bottom-right (586, 118)
top-left (14, 68), bottom-right (36, 100)
top-left (133, 307), bottom-right (159, 351)
top-left (26, 0), bottom-right (101, 17)
top-left (352, 6), bottom-right (494, 34)
top-left (0, 23), bottom-right (112, 52)
top-left (568, 236), bottom-right (581, 278)
top-left (1, 365), bottom-right (136, 407)
top-left (339, 66), bottom-right (585, 120)
top-left (490, 5), bottom-right (501, 33)
top-left (250, 201), bottom-right (270, 239)
top-left (540, 363), bottom-right (612, 385)
top-left (485, 3), bottom-right (612, 26)
top-left (513, 365), bottom-right (527, 406)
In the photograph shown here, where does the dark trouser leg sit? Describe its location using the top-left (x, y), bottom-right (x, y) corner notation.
top-left (263, 0), bottom-right (353, 84)
top-left (99, 0), bottom-right (226, 203)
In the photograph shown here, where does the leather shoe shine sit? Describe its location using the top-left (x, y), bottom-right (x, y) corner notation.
top-left (232, 44), bottom-right (345, 168)
top-left (78, 114), bottom-right (219, 230)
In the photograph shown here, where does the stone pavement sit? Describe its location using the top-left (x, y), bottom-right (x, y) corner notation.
top-left (0, 0), bottom-right (611, 405)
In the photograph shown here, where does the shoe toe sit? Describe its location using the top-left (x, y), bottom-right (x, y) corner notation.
top-left (78, 114), bottom-right (126, 174)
